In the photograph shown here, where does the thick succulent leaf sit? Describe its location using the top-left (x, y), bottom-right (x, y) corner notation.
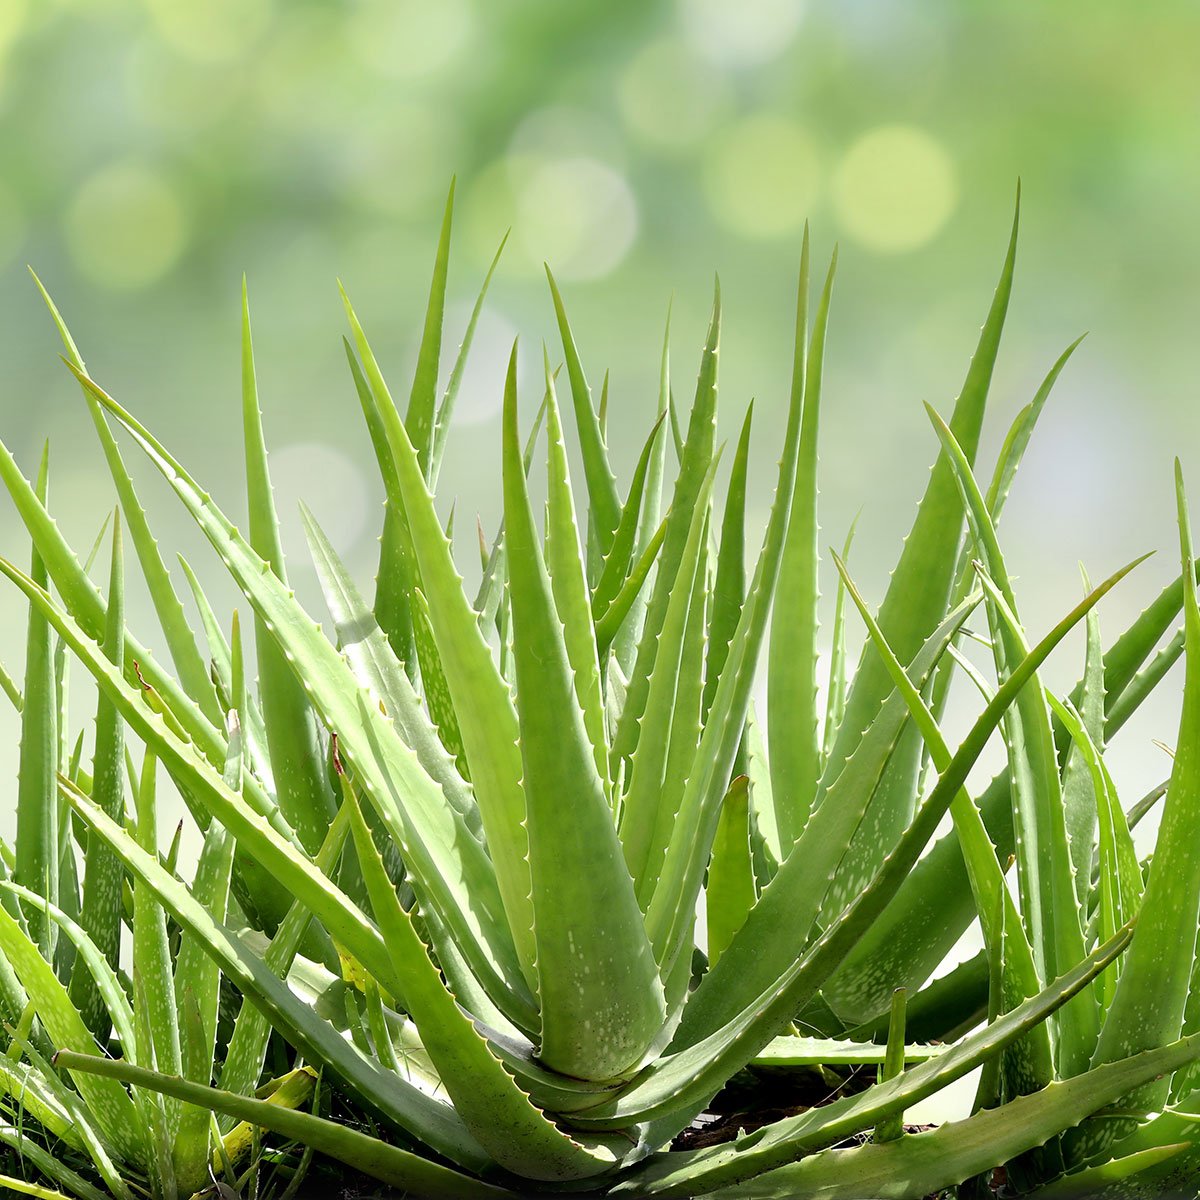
top-left (502, 345), bottom-right (665, 1079)
top-left (55, 1051), bottom-right (507, 1199)
top-left (15, 446), bottom-right (58, 957)
top-left (543, 355), bottom-right (610, 792)
top-left (705, 403), bottom-right (752, 724)
top-left (824, 553), bottom-right (1196, 1022)
top-left (821, 196), bottom-right (1018, 868)
top-left (619, 560), bottom-right (1143, 1130)
top-left (63, 368), bottom-right (533, 1025)
top-left (750, 1035), bottom-right (944, 1068)
top-left (689, 1037), bottom-right (1200, 1200)
top-left (545, 266), bottom-right (621, 548)
top-left (821, 519), bottom-right (858, 767)
top-left (406, 180), bottom-right (453, 478)
top-left (341, 308), bottom-right (418, 673)
top-left (619, 460), bottom-right (716, 902)
top-left (929, 404), bottom-right (1095, 1077)
top-left (0, 900), bottom-right (142, 1162)
top-left (431, 231), bottom-right (509, 484)
top-left (768, 244), bottom-right (836, 846)
top-left (343, 781), bottom-right (618, 1182)
top-left (677, 596), bottom-right (975, 1047)
top-left (595, 517), bottom-right (667, 657)
top-left (0, 1121), bottom-right (115, 1200)
top-left (57, 776), bottom-right (494, 1174)
top-left (1061, 567), bottom-right (1106, 902)
top-left (833, 551), bottom-right (1052, 1098)
top-left (361, 328), bottom-right (537, 991)
top-left (300, 507), bottom-right (480, 838)
top-left (31, 272), bottom-right (221, 724)
top-left (613, 283), bottom-right (720, 776)
top-left (706, 777), bottom-right (755, 968)
top-left (242, 280), bottom-right (335, 854)
top-left (1048, 694), bottom-right (1141, 1017)
top-left (1086, 464), bottom-right (1200, 1127)
top-left (591, 414), bottom-right (666, 627)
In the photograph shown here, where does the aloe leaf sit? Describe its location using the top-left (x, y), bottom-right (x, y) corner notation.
top-left (706, 777), bottom-right (755, 968)
top-left (31, 273), bottom-right (221, 725)
top-left (431, 230), bottom-right (509, 484)
top-left (545, 266), bottom-right (621, 549)
top-left (15, 445), bottom-right (58, 958)
top-left (55, 1051), bottom-right (507, 1198)
top-left (131, 757), bottom-right (183, 1117)
top-left (69, 515), bottom-right (125, 1039)
top-left (1048, 693), bottom-right (1141, 1020)
top-left (684, 1037), bottom-right (1200, 1200)
top-left (677, 595), bottom-right (975, 1047)
top-left (502, 343), bottom-right (665, 1079)
top-left (929, 403), bottom-right (1095, 1076)
top-left (358, 321), bottom-right (537, 991)
top-left (0, 883), bottom-right (134, 1054)
top-left (768, 244), bottom-right (836, 846)
top-left (299, 506), bottom-right (480, 837)
top-left (822, 196), bottom-right (1018, 868)
top-left (341, 307), bottom-right (418, 673)
top-left (0, 900), bottom-right (142, 1161)
top-left (172, 711), bottom-right (240, 1191)
top-left (543, 350), bottom-right (609, 791)
top-left (62, 365), bottom-right (532, 1024)
top-left (218, 808), bottom-right (350, 1117)
top-left (1061, 566), bottom-right (1106, 906)
top-left (821, 517), bottom-right (858, 767)
top-left (57, 775), bottom-right (494, 1173)
top-left (407, 180), bottom-right (454, 479)
top-left (619, 459), bottom-right (717, 901)
top-left (1085, 463), bottom-right (1200, 1131)
top-left (832, 550), bottom-right (1052, 1098)
top-left (630, 561), bottom-right (1142, 1131)
top-left (594, 517), bottom-right (667, 657)
top-left (705, 403), bottom-right (752, 724)
top-left (343, 779), bottom-right (618, 1181)
top-left (613, 282), bottom-right (720, 777)
top-left (242, 280), bottom-right (335, 855)
top-left (591, 413), bottom-right (666, 627)
top-left (0, 1122), bottom-right (112, 1200)
top-left (824, 553), bottom-right (1197, 1023)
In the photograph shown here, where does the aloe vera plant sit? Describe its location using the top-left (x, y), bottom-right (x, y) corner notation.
top-left (0, 187), bottom-right (1198, 1198)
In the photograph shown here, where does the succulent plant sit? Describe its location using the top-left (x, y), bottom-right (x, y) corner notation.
top-left (0, 188), bottom-right (1197, 1198)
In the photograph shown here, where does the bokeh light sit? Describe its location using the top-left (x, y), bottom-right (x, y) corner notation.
top-left (831, 124), bottom-right (958, 253)
top-left (142, 0), bottom-right (274, 65)
top-left (64, 162), bottom-right (189, 290)
top-left (679, 0), bottom-right (806, 67)
top-left (0, 181), bottom-right (25, 273)
top-left (702, 114), bottom-right (820, 238)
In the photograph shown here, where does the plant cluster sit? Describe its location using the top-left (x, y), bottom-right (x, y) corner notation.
top-left (0, 187), bottom-right (1197, 1199)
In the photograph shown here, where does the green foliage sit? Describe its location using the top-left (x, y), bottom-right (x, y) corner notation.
top-left (0, 187), bottom-right (1197, 1200)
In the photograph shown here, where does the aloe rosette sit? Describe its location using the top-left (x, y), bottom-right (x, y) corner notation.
top-left (0, 187), bottom-right (1197, 1198)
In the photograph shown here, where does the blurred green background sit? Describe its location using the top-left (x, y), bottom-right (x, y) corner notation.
top-left (0, 0), bottom-right (1194, 848)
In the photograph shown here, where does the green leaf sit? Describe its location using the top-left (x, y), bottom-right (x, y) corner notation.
top-left (502, 343), bottom-right (665, 1078)
top-left (1085, 463), bottom-right (1200, 1130)
top-left (822, 195), bottom-right (1019, 871)
top-left (31, 271), bottom-right (221, 726)
top-left (15, 445), bottom-right (58, 958)
top-left (545, 266), bottom-right (621, 549)
top-left (682, 1038), bottom-right (1200, 1200)
top-left (342, 778), bottom-right (618, 1181)
top-left (705, 402), bottom-right (752, 725)
top-left (768, 243), bottom-right (836, 846)
top-left (706, 777), bottom-right (755, 968)
top-left (57, 775), bottom-right (494, 1174)
top-left (62, 365), bottom-right (532, 1026)
top-left (431, 231), bottom-right (508, 483)
top-left (407, 179), bottom-right (454, 479)
top-left (543, 349), bottom-right (609, 792)
top-left (55, 1051), bottom-right (508, 1199)
top-left (242, 279), bottom-right (335, 855)
top-left (70, 513), bottom-right (125, 1039)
